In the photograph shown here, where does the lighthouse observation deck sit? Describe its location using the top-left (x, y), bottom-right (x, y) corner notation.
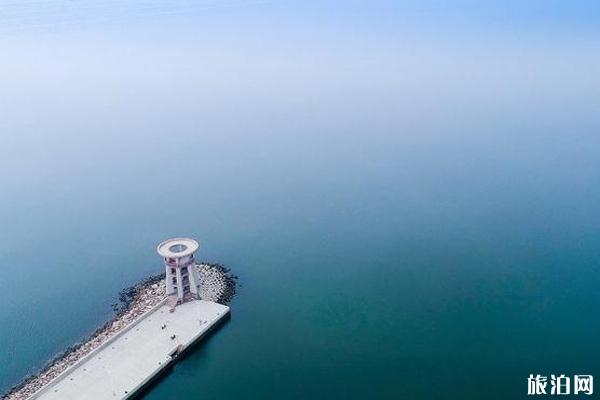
top-left (29, 300), bottom-right (230, 400)
top-left (157, 238), bottom-right (199, 258)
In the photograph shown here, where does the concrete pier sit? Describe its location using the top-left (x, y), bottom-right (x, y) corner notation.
top-left (29, 300), bottom-right (230, 400)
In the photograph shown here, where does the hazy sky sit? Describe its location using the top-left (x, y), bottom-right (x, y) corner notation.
top-left (0, 0), bottom-right (599, 34)
top-left (1, 0), bottom-right (599, 181)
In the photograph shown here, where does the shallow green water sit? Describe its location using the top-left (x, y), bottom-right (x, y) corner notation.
top-left (1, 2), bottom-right (600, 399)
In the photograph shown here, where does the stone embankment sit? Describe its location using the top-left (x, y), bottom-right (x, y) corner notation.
top-left (2, 263), bottom-right (237, 400)
top-left (198, 262), bottom-right (237, 304)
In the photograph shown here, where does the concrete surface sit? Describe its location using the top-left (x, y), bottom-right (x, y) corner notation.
top-left (29, 300), bottom-right (230, 400)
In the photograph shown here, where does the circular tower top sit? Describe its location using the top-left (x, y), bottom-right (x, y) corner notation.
top-left (157, 237), bottom-right (199, 258)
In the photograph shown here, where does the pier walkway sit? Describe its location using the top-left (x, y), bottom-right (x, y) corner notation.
top-left (30, 300), bottom-right (230, 400)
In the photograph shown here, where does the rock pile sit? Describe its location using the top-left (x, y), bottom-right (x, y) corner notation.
top-left (2, 262), bottom-right (236, 400)
top-left (197, 262), bottom-right (238, 304)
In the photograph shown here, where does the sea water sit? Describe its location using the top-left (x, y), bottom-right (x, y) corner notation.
top-left (1, 2), bottom-right (600, 399)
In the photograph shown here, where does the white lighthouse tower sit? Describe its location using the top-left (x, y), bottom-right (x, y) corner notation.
top-left (157, 237), bottom-right (202, 303)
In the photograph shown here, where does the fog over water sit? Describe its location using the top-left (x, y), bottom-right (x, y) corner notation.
top-left (1, 1), bottom-right (600, 398)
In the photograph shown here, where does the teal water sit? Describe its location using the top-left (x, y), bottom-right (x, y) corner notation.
top-left (1, 2), bottom-right (600, 399)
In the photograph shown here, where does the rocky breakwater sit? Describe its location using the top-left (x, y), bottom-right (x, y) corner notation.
top-left (197, 262), bottom-right (238, 304)
top-left (2, 263), bottom-right (237, 400)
